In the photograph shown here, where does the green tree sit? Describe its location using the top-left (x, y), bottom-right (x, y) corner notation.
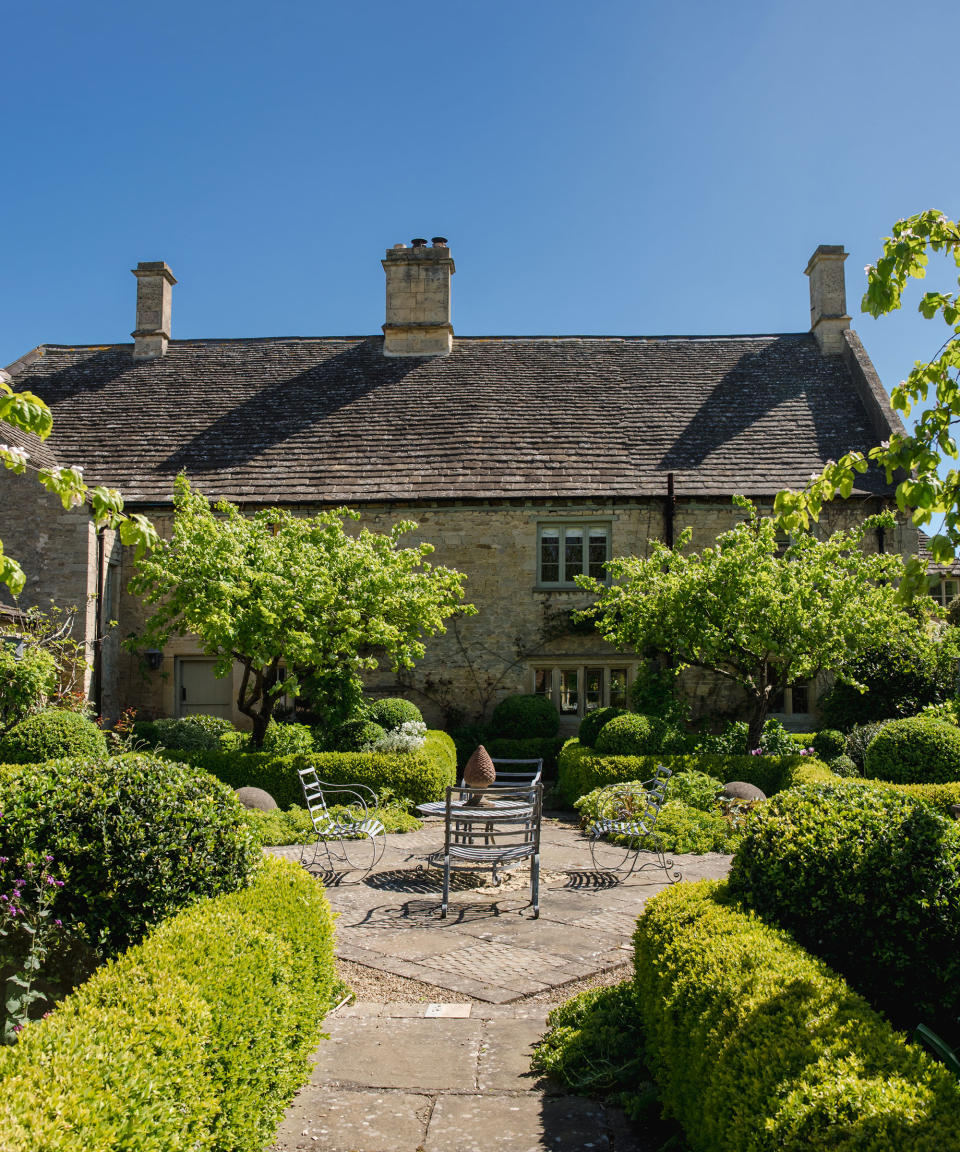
top-left (577, 500), bottom-right (923, 750)
top-left (128, 476), bottom-right (473, 747)
top-left (1, 372), bottom-right (157, 594)
top-left (775, 210), bottom-right (960, 586)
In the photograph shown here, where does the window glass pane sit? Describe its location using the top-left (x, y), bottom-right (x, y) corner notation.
top-left (540, 529), bottom-right (560, 584)
top-left (559, 669), bottom-right (579, 715)
top-left (947, 582), bottom-right (958, 602)
top-left (585, 667), bottom-right (603, 712)
top-left (564, 528), bottom-right (583, 580)
top-left (609, 668), bottom-right (627, 708)
top-left (770, 687), bottom-right (785, 712)
top-left (791, 684), bottom-right (809, 713)
top-left (588, 528), bottom-right (608, 580)
top-left (534, 669), bottom-right (552, 697)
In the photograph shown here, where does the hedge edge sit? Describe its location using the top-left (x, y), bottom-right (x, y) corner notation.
top-left (633, 880), bottom-right (960, 1152)
top-left (0, 856), bottom-right (336, 1152)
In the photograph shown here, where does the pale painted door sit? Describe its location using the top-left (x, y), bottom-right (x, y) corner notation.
top-left (176, 658), bottom-right (233, 719)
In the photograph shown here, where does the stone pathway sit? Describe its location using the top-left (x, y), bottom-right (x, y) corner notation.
top-left (270, 815), bottom-right (732, 1151)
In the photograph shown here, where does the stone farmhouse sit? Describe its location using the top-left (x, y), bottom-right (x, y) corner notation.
top-left (0, 239), bottom-right (914, 732)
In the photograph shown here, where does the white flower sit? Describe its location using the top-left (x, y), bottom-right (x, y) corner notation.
top-left (0, 444), bottom-right (29, 466)
top-left (864, 265), bottom-right (873, 274)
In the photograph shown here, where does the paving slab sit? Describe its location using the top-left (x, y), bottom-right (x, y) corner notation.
top-left (477, 1016), bottom-right (551, 1092)
top-left (274, 1087), bottom-right (430, 1152)
top-left (309, 1015), bottom-right (483, 1091)
top-left (424, 1093), bottom-right (609, 1152)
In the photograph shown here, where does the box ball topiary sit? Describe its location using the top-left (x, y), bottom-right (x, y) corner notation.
top-left (0, 709), bottom-right (107, 764)
top-left (332, 719), bottom-right (388, 751)
top-left (367, 697), bottom-right (424, 729)
top-left (811, 728), bottom-right (845, 760)
top-left (595, 713), bottom-right (662, 757)
top-left (864, 715), bottom-right (960, 783)
top-left (577, 706), bottom-right (626, 749)
top-left (826, 753), bottom-right (859, 777)
top-left (151, 713), bottom-right (235, 752)
top-left (490, 694), bottom-right (560, 739)
top-left (0, 753), bottom-right (260, 958)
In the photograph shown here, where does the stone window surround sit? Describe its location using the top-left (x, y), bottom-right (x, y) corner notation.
top-left (535, 519), bottom-right (612, 589)
top-left (531, 661), bottom-right (636, 721)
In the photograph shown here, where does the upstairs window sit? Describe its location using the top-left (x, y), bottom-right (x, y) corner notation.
top-left (538, 522), bottom-right (610, 587)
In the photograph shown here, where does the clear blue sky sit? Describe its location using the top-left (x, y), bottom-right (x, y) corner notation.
top-left (3, 0), bottom-right (957, 419)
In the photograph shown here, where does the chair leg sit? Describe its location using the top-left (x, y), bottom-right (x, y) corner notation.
top-left (531, 851), bottom-right (540, 919)
top-left (441, 852), bottom-right (450, 919)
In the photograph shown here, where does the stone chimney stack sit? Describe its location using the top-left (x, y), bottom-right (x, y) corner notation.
top-left (382, 237), bottom-right (455, 357)
top-left (804, 245), bottom-right (850, 355)
top-left (131, 261), bottom-right (177, 359)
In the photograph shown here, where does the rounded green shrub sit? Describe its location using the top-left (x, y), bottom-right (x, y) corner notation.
top-left (261, 720), bottom-right (314, 755)
top-left (490, 694), bottom-right (559, 739)
top-left (864, 716), bottom-right (960, 784)
top-left (811, 728), bottom-right (845, 760)
top-left (367, 697), bottom-right (424, 729)
top-left (0, 709), bottom-right (107, 764)
top-left (577, 707), bottom-right (626, 748)
top-left (595, 713), bottom-right (685, 757)
top-left (728, 782), bottom-right (960, 1037)
top-left (0, 753), bottom-right (260, 957)
top-left (668, 769), bottom-right (724, 812)
top-left (333, 719), bottom-right (387, 751)
top-left (151, 713), bottom-right (235, 751)
top-left (827, 753), bottom-right (859, 777)
top-left (845, 720), bottom-right (890, 772)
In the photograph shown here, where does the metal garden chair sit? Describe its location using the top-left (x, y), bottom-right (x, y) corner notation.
top-left (588, 764), bottom-right (682, 883)
top-left (297, 766), bottom-right (386, 875)
top-left (440, 782), bottom-right (542, 919)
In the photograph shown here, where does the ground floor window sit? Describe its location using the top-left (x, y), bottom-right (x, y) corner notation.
top-left (532, 663), bottom-right (631, 719)
top-left (930, 576), bottom-right (959, 608)
top-left (770, 681), bottom-right (811, 717)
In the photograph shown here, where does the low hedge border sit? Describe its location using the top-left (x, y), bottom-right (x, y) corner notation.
top-left (0, 856), bottom-right (336, 1152)
top-left (160, 729), bottom-right (457, 808)
top-left (861, 776), bottom-right (960, 816)
top-left (557, 739), bottom-right (833, 805)
top-left (633, 880), bottom-right (960, 1152)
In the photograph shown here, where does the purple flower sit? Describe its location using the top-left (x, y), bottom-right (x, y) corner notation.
top-left (25, 862), bottom-right (33, 870)
top-left (45, 876), bottom-right (57, 886)
top-left (54, 919), bottom-right (62, 927)
top-left (55, 879), bottom-right (64, 888)
top-left (0, 856), bottom-right (8, 864)
top-left (44, 855), bottom-right (54, 863)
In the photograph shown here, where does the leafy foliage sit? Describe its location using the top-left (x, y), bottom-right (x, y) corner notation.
top-left (775, 210), bottom-right (960, 582)
top-left (158, 729), bottom-right (459, 809)
top-left (366, 697), bottom-right (424, 729)
top-left (0, 374), bottom-right (158, 595)
top-left (826, 753), bottom-right (860, 777)
top-left (150, 713), bottom-right (235, 752)
top-left (0, 710), bottom-right (107, 764)
top-left (0, 646), bottom-right (56, 734)
top-left (128, 476), bottom-right (471, 746)
top-left (332, 718), bottom-right (387, 752)
top-left (576, 783), bottom-right (735, 855)
top-left (0, 857), bottom-right (336, 1152)
top-left (845, 720), bottom-right (891, 773)
top-left (489, 693), bottom-right (560, 739)
top-left (817, 633), bottom-right (960, 729)
top-left (242, 797), bottom-right (420, 847)
top-left (864, 716), bottom-right (960, 784)
top-left (595, 712), bottom-right (689, 756)
top-left (577, 706), bottom-right (626, 749)
top-left (578, 500), bottom-right (916, 748)
top-left (634, 880), bottom-right (960, 1151)
top-left (728, 783), bottom-right (960, 1041)
top-left (0, 754), bottom-right (260, 958)
top-left (811, 728), bottom-right (846, 759)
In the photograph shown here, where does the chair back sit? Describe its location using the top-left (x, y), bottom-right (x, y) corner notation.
top-left (443, 783), bottom-right (542, 864)
top-left (298, 766), bottom-right (330, 832)
top-left (489, 757), bottom-right (543, 789)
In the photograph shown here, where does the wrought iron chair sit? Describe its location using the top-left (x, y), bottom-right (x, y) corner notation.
top-left (297, 766), bottom-right (386, 875)
top-left (440, 783), bottom-right (542, 919)
top-left (416, 758), bottom-right (543, 818)
top-left (588, 765), bottom-right (682, 883)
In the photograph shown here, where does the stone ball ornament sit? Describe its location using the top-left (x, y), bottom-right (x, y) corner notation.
top-left (234, 786), bottom-right (278, 811)
top-left (722, 781), bottom-right (767, 803)
top-left (463, 745), bottom-right (497, 806)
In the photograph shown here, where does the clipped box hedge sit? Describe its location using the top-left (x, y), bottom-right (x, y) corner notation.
top-left (863, 777), bottom-right (960, 816)
top-left (556, 739), bottom-right (833, 805)
top-left (633, 880), bottom-right (960, 1152)
top-left (162, 728), bottom-right (457, 807)
top-left (0, 856), bottom-right (336, 1152)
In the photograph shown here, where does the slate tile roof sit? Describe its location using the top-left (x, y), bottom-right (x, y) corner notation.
top-left (0, 418), bottom-right (60, 471)
top-left (6, 333), bottom-right (898, 506)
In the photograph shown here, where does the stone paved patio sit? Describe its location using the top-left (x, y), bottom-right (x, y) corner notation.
top-left (270, 817), bottom-right (731, 1150)
top-left (271, 814), bottom-right (732, 1002)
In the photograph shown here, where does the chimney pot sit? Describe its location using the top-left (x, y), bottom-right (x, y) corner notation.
top-left (411, 237), bottom-right (428, 248)
top-left (431, 236), bottom-right (448, 247)
top-left (805, 245), bottom-right (850, 356)
top-left (131, 261), bottom-right (176, 359)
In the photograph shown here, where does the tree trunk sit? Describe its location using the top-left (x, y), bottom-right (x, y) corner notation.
top-left (746, 693), bottom-right (769, 753)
